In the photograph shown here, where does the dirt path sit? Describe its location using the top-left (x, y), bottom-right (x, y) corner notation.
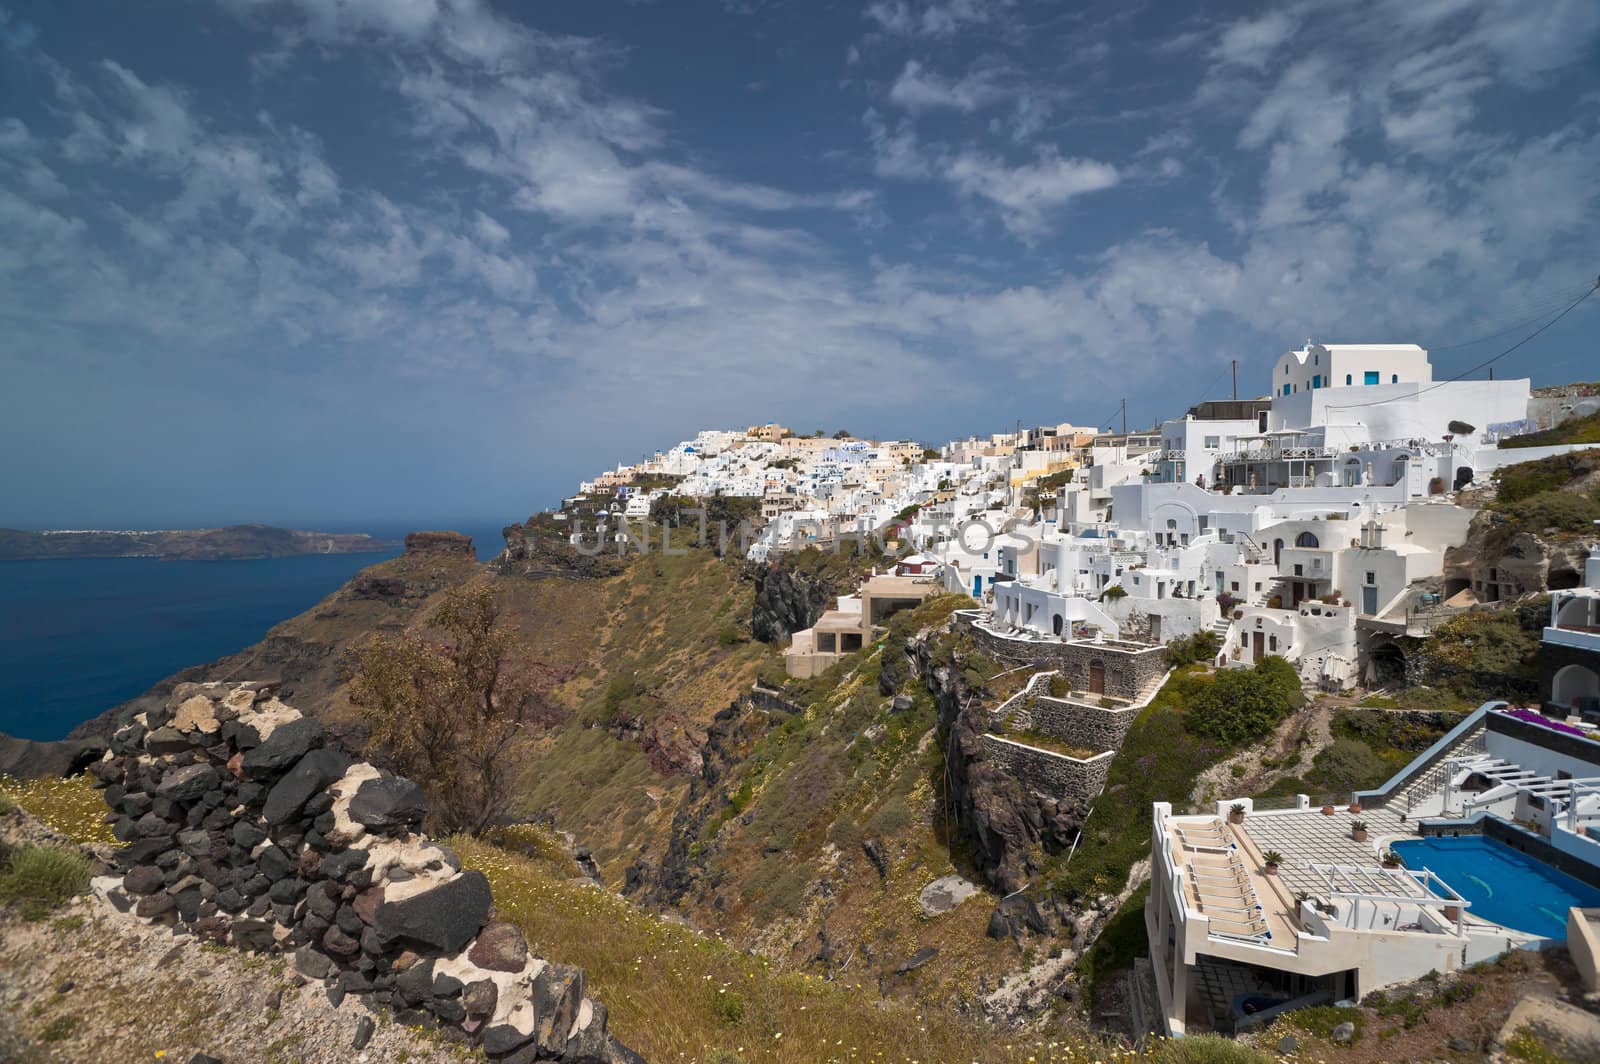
top-left (1189, 700), bottom-right (1336, 810)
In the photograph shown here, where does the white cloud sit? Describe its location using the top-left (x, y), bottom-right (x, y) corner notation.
top-left (943, 150), bottom-right (1119, 236)
top-left (864, 0), bottom-right (1007, 39)
top-left (887, 60), bottom-right (1006, 113)
top-left (1211, 11), bottom-right (1299, 70)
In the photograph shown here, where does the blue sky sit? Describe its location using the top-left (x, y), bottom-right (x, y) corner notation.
top-left (2, 0), bottom-right (1597, 529)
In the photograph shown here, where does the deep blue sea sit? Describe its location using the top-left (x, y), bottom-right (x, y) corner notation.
top-left (0, 523), bottom-right (507, 742)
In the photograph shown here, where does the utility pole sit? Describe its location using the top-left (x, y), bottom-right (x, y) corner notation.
top-left (1120, 398), bottom-right (1127, 436)
top-left (1231, 359), bottom-right (1238, 400)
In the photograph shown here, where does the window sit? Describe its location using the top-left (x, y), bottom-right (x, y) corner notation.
top-left (1312, 374), bottom-right (1322, 389)
top-left (1345, 373), bottom-right (1352, 385)
top-left (1295, 531), bottom-right (1320, 548)
top-left (1231, 581), bottom-right (1239, 591)
top-left (1365, 371), bottom-right (1380, 385)
top-left (1204, 435), bottom-right (1220, 448)
top-left (1365, 571), bottom-right (1376, 585)
top-left (1391, 373), bottom-right (1398, 383)
top-left (1269, 636), bottom-right (1277, 652)
top-left (1283, 383), bottom-right (1291, 396)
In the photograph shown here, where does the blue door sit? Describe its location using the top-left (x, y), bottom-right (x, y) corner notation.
top-left (973, 574), bottom-right (983, 595)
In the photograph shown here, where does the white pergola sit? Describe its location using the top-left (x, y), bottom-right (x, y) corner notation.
top-left (1443, 754), bottom-right (1600, 829)
top-left (1308, 862), bottom-right (1470, 935)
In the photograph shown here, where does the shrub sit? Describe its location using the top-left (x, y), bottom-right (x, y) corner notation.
top-left (715, 625), bottom-right (744, 647)
top-left (1165, 630), bottom-right (1220, 668)
top-left (1185, 659), bottom-right (1300, 745)
top-left (1305, 738), bottom-right (1393, 796)
top-left (1101, 584), bottom-right (1127, 601)
top-left (0, 844), bottom-right (91, 920)
top-left (1291, 1004), bottom-right (1366, 1041)
top-left (1047, 674), bottom-right (1070, 698)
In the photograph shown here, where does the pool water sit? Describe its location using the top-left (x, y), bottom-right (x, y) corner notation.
top-left (1392, 835), bottom-right (1600, 937)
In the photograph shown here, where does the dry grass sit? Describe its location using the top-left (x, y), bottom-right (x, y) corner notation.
top-left (453, 830), bottom-right (1161, 1064)
top-left (0, 774), bottom-right (117, 845)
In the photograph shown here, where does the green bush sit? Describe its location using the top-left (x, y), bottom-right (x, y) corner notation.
top-left (1165, 630), bottom-right (1220, 668)
top-left (1304, 739), bottom-right (1391, 797)
top-left (1499, 490), bottom-right (1600, 534)
top-left (1184, 658), bottom-right (1300, 744)
top-left (0, 844), bottom-right (91, 920)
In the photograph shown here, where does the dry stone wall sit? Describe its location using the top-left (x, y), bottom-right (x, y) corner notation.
top-left (979, 736), bottom-right (1114, 803)
top-left (87, 680), bottom-right (641, 1064)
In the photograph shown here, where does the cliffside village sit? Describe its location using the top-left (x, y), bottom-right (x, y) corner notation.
top-left (568, 342), bottom-right (1597, 694)
top-left (560, 342), bottom-right (1600, 1041)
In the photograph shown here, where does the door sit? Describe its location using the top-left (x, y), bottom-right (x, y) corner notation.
top-left (1088, 661), bottom-right (1106, 695)
top-left (1252, 632), bottom-right (1265, 660)
top-left (1363, 585), bottom-right (1378, 615)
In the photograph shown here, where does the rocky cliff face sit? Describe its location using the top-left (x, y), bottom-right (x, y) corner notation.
top-left (749, 563), bottom-right (834, 643)
top-left (498, 519), bottom-right (627, 579)
top-left (1443, 514), bottom-right (1594, 598)
top-left (87, 680), bottom-right (639, 1064)
top-left (907, 635), bottom-right (1084, 895)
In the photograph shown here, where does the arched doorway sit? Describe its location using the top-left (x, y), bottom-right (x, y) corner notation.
top-left (1553, 664), bottom-right (1600, 709)
top-left (1052, 614), bottom-right (1064, 637)
top-left (1088, 659), bottom-right (1106, 695)
top-left (1273, 538), bottom-right (1284, 567)
top-left (1453, 466), bottom-right (1474, 491)
top-left (1366, 642), bottom-right (1408, 689)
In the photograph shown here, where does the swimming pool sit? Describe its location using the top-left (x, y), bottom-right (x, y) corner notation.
top-left (1391, 835), bottom-right (1600, 937)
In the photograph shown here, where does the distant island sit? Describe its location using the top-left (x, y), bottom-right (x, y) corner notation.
top-left (0, 525), bottom-right (397, 561)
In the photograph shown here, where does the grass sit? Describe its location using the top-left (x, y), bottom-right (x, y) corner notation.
top-left (1046, 668), bottom-right (1229, 899)
top-left (1504, 1024), bottom-right (1566, 1064)
top-left (1497, 408), bottom-right (1600, 448)
top-left (0, 844), bottom-right (91, 920)
top-left (1286, 1004), bottom-right (1365, 1041)
top-left (0, 774), bottom-right (119, 845)
top-left (1077, 881), bottom-right (1150, 1006)
top-left (451, 830), bottom-right (1170, 1063)
top-left (1001, 729), bottom-right (1101, 760)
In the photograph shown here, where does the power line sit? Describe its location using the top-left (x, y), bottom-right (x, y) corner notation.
top-left (1429, 282), bottom-right (1599, 353)
top-left (1319, 276), bottom-right (1599, 416)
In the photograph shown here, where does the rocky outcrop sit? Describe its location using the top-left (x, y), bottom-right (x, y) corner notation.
top-left (749, 563), bottom-right (834, 644)
top-left (910, 635), bottom-right (1084, 894)
top-left (85, 681), bottom-right (639, 1064)
top-left (498, 520), bottom-right (627, 580)
top-left (405, 530), bottom-right (475, 557)
top-left (0, 731), bottom-right (106, 780)
top-left (1443, 515), bottom-right (1593, 598)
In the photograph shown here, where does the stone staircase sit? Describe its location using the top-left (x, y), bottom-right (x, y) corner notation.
top-left (1389, 720), bottom-right (1488, 816)
top-left (1126, 955), bottom-right (1164, 1042)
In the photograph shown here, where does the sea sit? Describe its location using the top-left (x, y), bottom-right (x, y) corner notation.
top-left (0, 522), bottom-right (508, 743)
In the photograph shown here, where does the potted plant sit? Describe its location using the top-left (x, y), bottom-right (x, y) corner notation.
top-left (1381, 849), bottom-right (1401, 868)
top-left (1229, 802), bottom-right (1246, 825)
top-left (1348, 800), bottom-right (1363, 814)
top-left (1351, 819), bottom-right (1368, 843)
top-left (1321, 803), bottom-right (1336, 816)
top-left (1262, 850), bottom-right (1284, 875)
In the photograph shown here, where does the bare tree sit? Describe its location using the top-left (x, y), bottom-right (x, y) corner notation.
top-left (348, 586), bottom-right (535, 835)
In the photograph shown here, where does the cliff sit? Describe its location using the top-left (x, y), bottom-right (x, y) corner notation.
top-left (0, 525), bottom-right (395, 561)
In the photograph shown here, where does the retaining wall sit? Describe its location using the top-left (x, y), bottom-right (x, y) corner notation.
top-left (87, 681), bottom-right (637, 1064)
top-left (980, 734), bottom-right (1114, 803)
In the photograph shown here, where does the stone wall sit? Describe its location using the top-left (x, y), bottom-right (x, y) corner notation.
top-left (1025, 696), bottom-right (1139, 753)
top-left (979, 735), bottom-right (1114, 803)
top-left (957, 616), bottom-right (1167, 699)
top-left (86, 681), bottom-right (638, 1064)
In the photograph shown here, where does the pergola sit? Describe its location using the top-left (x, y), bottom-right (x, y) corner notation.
top-left (1308, 862), bottom-right (1470, 935)
top-left (1444, 753), bottom-right (1600, 829)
